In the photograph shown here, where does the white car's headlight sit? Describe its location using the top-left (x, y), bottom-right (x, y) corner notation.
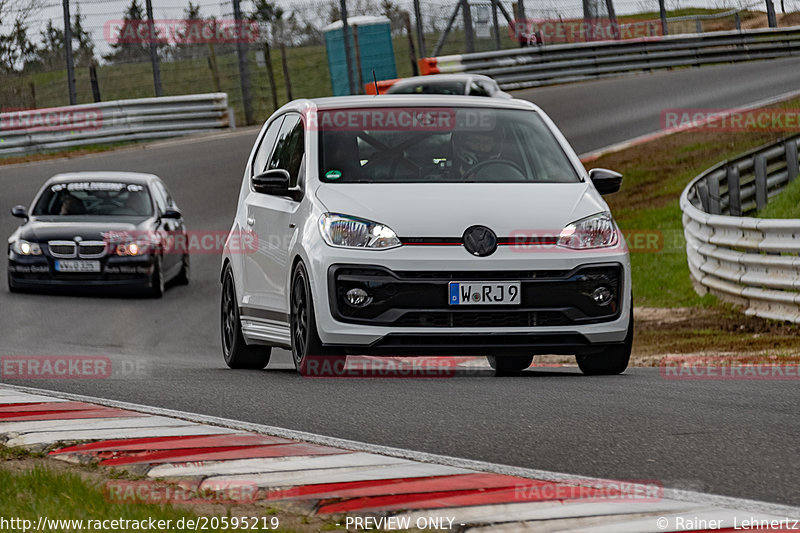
top-left (558, 213), bottom-right (619, 249)
top-left (12, 240), bottom-right (42, 255)
top-left (319, 213), bottom-right (401, 250)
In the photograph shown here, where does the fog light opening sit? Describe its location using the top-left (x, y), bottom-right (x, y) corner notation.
top-left (345, 288), bottom-right (372, 307)
top-left (592, 286), bottom-right (613, 306)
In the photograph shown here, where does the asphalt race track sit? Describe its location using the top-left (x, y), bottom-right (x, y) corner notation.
top-left (2, 58), bottom-right (800, 507)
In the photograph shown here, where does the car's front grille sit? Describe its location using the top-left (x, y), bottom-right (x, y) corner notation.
top-left (47, 240), bottom-right (107, 258)
top-left (395, 310), bottom-right (571, 327)
top-left (78, 242), bottom-right (107, 258)
top-left (48, 241), bottom-right (76, 258)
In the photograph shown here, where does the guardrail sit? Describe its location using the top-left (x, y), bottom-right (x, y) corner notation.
top-left (0, 93), bottom-right (231, 157)
top-left (680, 134), bottom-right (800, 323)
top-left (418, 26), bottom-right (800, 90)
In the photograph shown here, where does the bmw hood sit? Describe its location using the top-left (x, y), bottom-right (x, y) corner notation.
top-left (16, 218), bottom-right (150, 243)
top-left (314, 182), bottom-right (608, 237)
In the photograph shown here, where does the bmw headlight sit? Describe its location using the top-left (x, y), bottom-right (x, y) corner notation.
top-left (558, 213), bottom-right (619, 249)
top-left (12, 240), bottom-right (42, 256)
top-left (319, 213), bottom-right (401, 250)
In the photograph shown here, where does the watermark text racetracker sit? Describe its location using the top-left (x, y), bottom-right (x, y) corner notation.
top-left (662, 108), bottom-right (800, 132)
top-left (102, 229), bottom-right (258, 255)
top-left (1, 356), bottom-right (149, 379)
top-left (660, 356), bottom-right (800, 380)
top-left (104, 19), bottom-right (260, 44)
top-left (0, 106), bottom-right (102, 132)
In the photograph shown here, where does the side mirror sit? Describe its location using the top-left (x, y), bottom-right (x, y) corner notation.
top-left (162, 208), bottom-right (182, 219)
top-left (588, 168), bottom-right (623, 195)
top-left (252, 169), bottom-right (291, 195)
top-left (11, 205), bottom-right (28, 220)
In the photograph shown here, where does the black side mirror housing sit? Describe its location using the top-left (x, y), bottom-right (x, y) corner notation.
top-left (252, 169), bottom-right (291, 195)
top-left (162, 208), bottom-right (182, 219)
top-left (588, 168), bottom-right (623, 195)
top-left (11, 205), bottom-right (28, 220)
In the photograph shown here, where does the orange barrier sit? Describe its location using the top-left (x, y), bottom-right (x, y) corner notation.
top-left (364, 78), bottom-right (401, 95)
top-left (418, 57), bottom-right (439, 75)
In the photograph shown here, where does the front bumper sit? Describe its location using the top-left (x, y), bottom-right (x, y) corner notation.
top-left (8, 253), bottom-right (155, 289)
top-left (304, 243), bottom-right (632, 351)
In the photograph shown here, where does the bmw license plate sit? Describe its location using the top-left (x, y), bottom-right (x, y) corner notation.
top-left (55, 260), bottom-right (101, 273)
top-left (449, 281), bottom-right (521, 305)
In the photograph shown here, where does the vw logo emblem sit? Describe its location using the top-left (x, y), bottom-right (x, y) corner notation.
top-left (462, 225), bottom-right (497, 257)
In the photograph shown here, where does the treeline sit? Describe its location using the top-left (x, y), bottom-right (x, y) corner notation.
top-left (1, 0), bottom-right (408, 74)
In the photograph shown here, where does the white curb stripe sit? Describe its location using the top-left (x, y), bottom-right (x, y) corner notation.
top-left (202, 463), bottom-right (475, 490)
top-left (147, 452), bottom-right (409, 478)
top-left (0, 416), bottom-right (199, 435)
top-left (6, 425), bottom-right (236, 446)
top-left (0, 394), bottom-right (68, 404)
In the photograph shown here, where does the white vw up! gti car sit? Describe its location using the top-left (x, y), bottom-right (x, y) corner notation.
top-left (220, 95), bottom-right (631, 376)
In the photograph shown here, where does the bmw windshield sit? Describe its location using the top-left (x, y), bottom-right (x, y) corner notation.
top-left (32, 181), bottom-right (153, 217)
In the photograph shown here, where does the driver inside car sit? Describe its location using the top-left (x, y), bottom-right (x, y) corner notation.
top-left (450, 126), bottom-right (506, 177)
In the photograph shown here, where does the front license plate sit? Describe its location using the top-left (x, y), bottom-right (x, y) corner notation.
top-left (55, 260), bottom-right (101, 273)
top-left (449, 281), bottom-right (521, 305)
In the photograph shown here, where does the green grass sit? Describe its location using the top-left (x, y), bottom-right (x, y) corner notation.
top-left (0, 465), bottom-right (245, 532)
top-left (757, 175), bottom-right (800, 218)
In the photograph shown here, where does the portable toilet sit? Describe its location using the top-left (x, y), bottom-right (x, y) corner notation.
top-left (323, 16), bottom-right (397, 96)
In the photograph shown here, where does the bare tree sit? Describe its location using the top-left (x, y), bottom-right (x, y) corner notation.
top-left (0, 0), bottom-right (43, 72)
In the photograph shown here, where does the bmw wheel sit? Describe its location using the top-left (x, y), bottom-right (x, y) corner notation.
top-left (149, 255), bottom-right (165, 298)
top-left (221, 265), bottom-right (271, 369)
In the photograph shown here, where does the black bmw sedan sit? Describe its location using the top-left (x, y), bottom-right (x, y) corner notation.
top-left (7, 172), bottom-right (188, 298)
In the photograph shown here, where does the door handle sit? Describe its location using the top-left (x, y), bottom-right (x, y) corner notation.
top-left (246, 217), bottom-right (255, 226)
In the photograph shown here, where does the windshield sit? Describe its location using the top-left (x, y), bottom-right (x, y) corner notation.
top-left (386, 81), bottom-right (467, 95)
top-left (32, 181), bottom-right (153, 217)
top-left (317, 107), bottom-right (579, 184)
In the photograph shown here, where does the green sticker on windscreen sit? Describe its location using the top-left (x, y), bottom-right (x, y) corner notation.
top-left (325, 170), bottom-right (342, 180)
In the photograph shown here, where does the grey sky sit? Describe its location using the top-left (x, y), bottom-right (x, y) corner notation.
top-left (14, 0), bottom-right (799, 57)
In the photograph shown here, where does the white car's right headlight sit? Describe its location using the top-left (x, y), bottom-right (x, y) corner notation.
top-left (319, 213), bottom-right (401, 250)
top-left (12, 239), bottom-right (42, 255)
top-left (557, 212), bottom-right (619, 249)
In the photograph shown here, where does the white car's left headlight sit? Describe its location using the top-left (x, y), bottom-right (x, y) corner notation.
top-left (319, 213), bottom-right (401, 250)
top-left (558, 212), bottom-right (619, 249)
top-left (12, 239), bottom-right (42, 255)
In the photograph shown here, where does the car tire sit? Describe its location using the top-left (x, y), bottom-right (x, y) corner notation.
top-left (149, 256), bottom-right (165, 298)
top-left (576, 301), bottom-right (633, 376)
top-left (7, 271), bottom-right (19, 293)
top-left (487, 355), bottom-right (533, 375)
top-left (175, 254), bottom-right (190, 286)
top-left (221, 265), bottom-right (271, 369)
top-left (290, 262), bottom-right (346, 377)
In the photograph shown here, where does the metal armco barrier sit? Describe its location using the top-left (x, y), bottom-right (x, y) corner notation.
top-left (418, 26), bottom-right (800, 90)
top-left (680, 134), bottom-right (800, 323)
top-left (0, 93), bottom-right (231, 156)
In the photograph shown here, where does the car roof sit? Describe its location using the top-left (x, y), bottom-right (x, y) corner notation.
top-left (44, 171), bottom-right (159, 186)
top-left (290, 94), bottom-right (537, 113)
top-left (392, 74), bottom-right (494, 85)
